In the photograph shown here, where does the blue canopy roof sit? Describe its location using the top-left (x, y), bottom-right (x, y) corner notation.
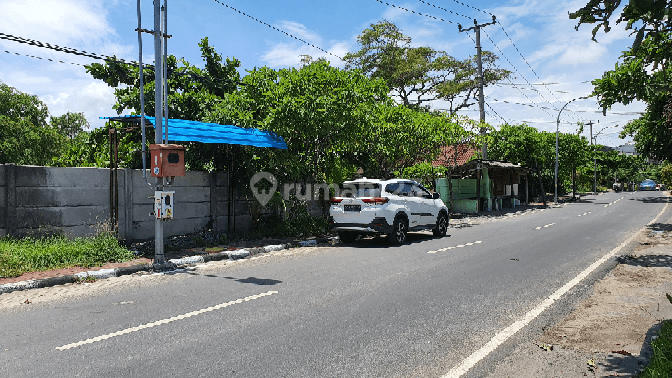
top-left (101, 115), bottom-right (287, 149)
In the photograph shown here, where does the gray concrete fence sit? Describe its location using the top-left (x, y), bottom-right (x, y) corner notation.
top-left (0, 164), bottom-right (327, 243)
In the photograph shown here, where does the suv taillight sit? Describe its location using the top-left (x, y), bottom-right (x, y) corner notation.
top-left (362, 197), bottom-right (389, 205)
top-left (329, 198), bottom-right (343, 205)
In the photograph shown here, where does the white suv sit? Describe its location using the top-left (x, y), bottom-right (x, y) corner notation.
top-left (328, 178), bottom-right (449, 245)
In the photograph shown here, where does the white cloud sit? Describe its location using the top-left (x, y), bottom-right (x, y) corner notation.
top-left (0, 0), bottom-right (115, 46)
top-left (43, 81), bottom-right (119, 129)
top-left (261, 22), bottom-right (350, 68)
top-left (277, 21), bottom-right (322, 44)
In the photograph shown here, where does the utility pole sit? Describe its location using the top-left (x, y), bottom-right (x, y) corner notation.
top-left (137, 0), bottom-right (171, 265)
top-left (459, 16), bottom-right (496, 160)
top-left (154, 0), bottom-right (167, 264)
top-left (588, 120), bottom-right (596, 194)
top-left (459, 16), bottom-right (496, 213)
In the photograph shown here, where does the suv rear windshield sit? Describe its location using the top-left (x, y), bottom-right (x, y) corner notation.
top-left (339, 183), bottom-right (381, 198)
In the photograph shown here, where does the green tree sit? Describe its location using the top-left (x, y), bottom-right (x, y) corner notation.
top-left (344, 20), bottom-right (510, 112)
top-left (51, 112), bottom-right (89, 139)
top-left (206, 60), bottom-right (391, 183)
top-left (83, 38), bottom-right (242, 171)
top-left (0, 82), bottom-right (65, 165)
top-left (570, 1), bottom-right (672, 48)
top-left (361, 106), bottom-right (473, 179)
top-left (571, 2), bottom-right (672, 161)
top-left (659, 163), bottom-right (672, 189)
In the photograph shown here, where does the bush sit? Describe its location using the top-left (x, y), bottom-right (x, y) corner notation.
top-left (659, 164), bottom-right (672, 190)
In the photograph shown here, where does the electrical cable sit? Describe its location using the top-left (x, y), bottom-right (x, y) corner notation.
top-left (210, 0), bottom-right (343, 60)
top-left (481, 29), bottom-right (583, 123)
top-left (497, 80), bottom-right (593, 86)
top-left (2, 49), bottom-right (86, 66)
top-left (0, 32), bottom-right (139, 65)
top-left (447, 0), bottom-right (493, 16)
top-left (494, 21), bottom-right (590, 123)
top-left (414, 0), bottom-right (471, 20)
top-left (485, 102), bottom-right (508, 124)
top-left (371, 0), bottom-right (454, 24)
top-left (463, 31), bottom-right (555, 119)
top-left (1, 32), bottom-right (249, 90)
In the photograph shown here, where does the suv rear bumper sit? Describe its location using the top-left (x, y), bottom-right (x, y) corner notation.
top-left (328, 216), bottom-right (393, 234)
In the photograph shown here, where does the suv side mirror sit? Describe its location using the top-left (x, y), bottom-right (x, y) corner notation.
top-left (432, 193), bottom-right (441, 199)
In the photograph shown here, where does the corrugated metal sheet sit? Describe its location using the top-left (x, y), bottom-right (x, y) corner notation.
top-left (101, 115), bottom-right (287, 149)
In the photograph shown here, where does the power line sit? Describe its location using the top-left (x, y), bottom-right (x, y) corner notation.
top-left (3, 49), bottom-right (86, 66)
top-left (0, 32), bottom-right (139, 65)
top-left (447, 0), bottom-right (493, 16)
top-left (371, 0), bottom-right (454, 24)
top-left (497, 80), bottom-right (593, 86)
top-left (414, 0), bottom-right (471, 20)
top-left (485, 102), bottom-right (507, 124)
top-left (210, 1), bottom-right (343, 60)
top-left (1, 33), bottom-right (247, 89)
top-left (481, 29), bottom-right (583, 123)
top-left (494, 21), bottom-right (589, 123)
top-left (460, 32), bottom-right (553, 117)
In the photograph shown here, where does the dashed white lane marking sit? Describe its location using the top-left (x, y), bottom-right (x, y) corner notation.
top-left (441, 199), bottom-right (669, 378)
top-left (535, 223), bottom-right (555, 230)
top-left (427, 241), bottom-right (482, 254)
top-left (56, 290), bottom-right (279, 351)
top-left (578, 211), bottom-right (592, 217)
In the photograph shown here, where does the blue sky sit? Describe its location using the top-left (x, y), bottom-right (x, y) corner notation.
top-left (0, 0), bottom-right (643, 147)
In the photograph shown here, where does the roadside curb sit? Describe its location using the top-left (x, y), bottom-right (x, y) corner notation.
top-left (0, 238), bottom-right (332, 295)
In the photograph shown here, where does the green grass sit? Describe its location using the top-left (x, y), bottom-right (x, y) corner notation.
top-left (639, 319), bottom-right (672, 378)
top-left (0, 233), bottom-right (136, 278)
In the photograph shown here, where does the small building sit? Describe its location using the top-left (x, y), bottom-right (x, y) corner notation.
top-left (434, 159), bottom-right (534, 214)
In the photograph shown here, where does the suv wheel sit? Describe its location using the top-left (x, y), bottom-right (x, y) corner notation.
top-left (338, 231), bottom-right (357, 243)
top-left (433, 213), bottom-right (448, 237)
top-left (387, 217), bottom-right (408, 245)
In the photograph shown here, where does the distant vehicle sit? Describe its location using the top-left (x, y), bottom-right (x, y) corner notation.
top-left (328, 178), bottom-right (449, 245)
top-left (639, 179), bottom-right (657, 191)
top-left (656, 183), bottom-right (665, 191)
top-left (613, 182), bottom-right (623, 192)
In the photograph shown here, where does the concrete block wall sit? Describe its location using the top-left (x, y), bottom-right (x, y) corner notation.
top-left (1, 165), bottom-right (111, 238)
top-left (0, 164), bottom-right (330, 242)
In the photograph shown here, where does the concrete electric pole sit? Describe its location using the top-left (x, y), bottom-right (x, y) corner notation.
top-left (459, 16), bottom-right (496, 160)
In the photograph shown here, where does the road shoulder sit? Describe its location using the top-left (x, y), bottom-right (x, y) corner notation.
top-left (486, 218), bottom-right (672, 377)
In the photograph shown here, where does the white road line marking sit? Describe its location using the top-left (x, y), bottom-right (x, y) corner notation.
top-left (604, 204), bottom-right (609, 207)
top-left (441, 200), bottom-right (669, 378)
top-left (56, 291), bottom-right (279, 351)
top-left (535, 227), bottom-right (542, 230)
top-left (427, 242), bottom-right (483, 254)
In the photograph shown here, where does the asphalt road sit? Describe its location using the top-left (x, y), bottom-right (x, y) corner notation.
top-left (1, 190), bottom-right (669, 378)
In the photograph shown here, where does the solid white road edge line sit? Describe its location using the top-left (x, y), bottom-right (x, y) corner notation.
top-left (441, 200), bottom-right (669, 378)
top-left (56, 290), bottom-right (279, 351)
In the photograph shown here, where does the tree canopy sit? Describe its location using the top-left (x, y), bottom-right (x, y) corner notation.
top-left (571, 1), bottom-right (672, 162)
top-left (344, 20), bottom-right (510, 113)
top-left (0, 81), bottom-right (65, 165)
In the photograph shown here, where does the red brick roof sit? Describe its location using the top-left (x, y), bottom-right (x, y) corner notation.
top-left (432, 144), bottom-right (478, 168)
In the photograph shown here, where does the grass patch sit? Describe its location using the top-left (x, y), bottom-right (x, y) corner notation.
top-left (0, 233), bottom-right (135, 278)
top-left (638, 319), bottom-right (672, 377)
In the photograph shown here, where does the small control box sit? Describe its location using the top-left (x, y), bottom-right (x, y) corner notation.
top-left (154, 191), bottom-right (175, 219)
top-left (149, 144), bottom-right (186, 178)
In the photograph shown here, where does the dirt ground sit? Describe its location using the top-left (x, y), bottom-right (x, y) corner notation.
top-left (486, 222), bottom-right (672, 377)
